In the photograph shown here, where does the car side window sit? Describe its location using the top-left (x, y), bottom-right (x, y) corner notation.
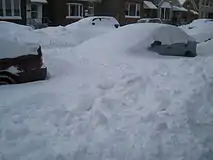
top-left (151, 41), bottom-right (162, 47)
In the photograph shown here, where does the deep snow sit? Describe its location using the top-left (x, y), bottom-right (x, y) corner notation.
top-left (180, 19), bottom-right (213, 43)
top-left (0, 38), bottom-right (39, 59)
top-left (0, 20), bottom-right (117, 48)
top-left (1, 23), bottom-right (213, 160)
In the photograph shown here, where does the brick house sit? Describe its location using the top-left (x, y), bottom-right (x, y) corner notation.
top-left (47, 0), bottom-right (102, 25)
top-left (0, 0), bottom-right (27, 24)
top-left (0, 0), bottom-right (48, 25)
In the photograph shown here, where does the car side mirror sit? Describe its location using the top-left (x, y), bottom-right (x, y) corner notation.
top-left (151, 41), bottom-right (162, 47)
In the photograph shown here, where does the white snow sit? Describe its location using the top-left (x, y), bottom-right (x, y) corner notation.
top-left (0, 18), bottom-right (118, 48)
top-left (1, 22), bottom-right (213, 160)
top-left (180, 19), bottom-right (213, 43)
top-left (65, 16), bottom-right (119, 29)
top-left (0, 38), bottom-right (39, 59)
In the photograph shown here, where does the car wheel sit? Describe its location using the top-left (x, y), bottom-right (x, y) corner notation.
top-left (185, 51), bottom-right (196, 57)
top-left (0, 75), bottom-right (17, 85)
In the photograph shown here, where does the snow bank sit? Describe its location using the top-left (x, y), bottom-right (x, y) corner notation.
top-left (180, 19), bottom-right (213, 43)
top-left (74, 23), bottom-right (194, 55)
top-left (0, 38), bottom-right (39, 59)
top-left (0, 22), bottom-right (213, 160)
top-left (0, 19), bottom-right (117, 48)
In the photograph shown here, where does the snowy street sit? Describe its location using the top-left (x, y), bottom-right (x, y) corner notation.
top-left (1, 19), bottom-right (213, 160)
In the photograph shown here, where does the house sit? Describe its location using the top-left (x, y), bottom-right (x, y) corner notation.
top-left (95, 0), bottom-right (126, 25)
top-left (0, 0), bottom-right (47, 25)
top-left (47, 0), bottom-right (102, 25)
top-left (196, 0), bottom-right (213, 18)
top-left (26, 0), bottom-right (48, 26)
top-left (0, 0), bottom-right (26, 24)
top-left (179, 0), bottom-right (198, 23)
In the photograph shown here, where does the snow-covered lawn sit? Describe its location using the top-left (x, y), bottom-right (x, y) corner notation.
top-left (1, 22), bottom-right (213, 160)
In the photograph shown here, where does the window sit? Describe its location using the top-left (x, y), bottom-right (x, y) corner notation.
top-left (0, 0), bottom-right (21, 18)
top-left (160, 8), bottom-right (170, 20)
top-left (31, 4), bottom-right (38, 19)
top-left (0, 0), bottom-right (3, 16)
top-left (67, 3), bottom-right (83, 18)
top-left (125, 3), bottom-right (140, 17)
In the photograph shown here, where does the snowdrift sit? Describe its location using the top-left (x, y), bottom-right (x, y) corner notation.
top-left (74, 23), bottom-right (194, 55)
top-left (0, 19), bottom-right (117, 48)
top-left (0, 23), bottom-right (213, 160)
top-left (0, 38), bottom-right (39, 59)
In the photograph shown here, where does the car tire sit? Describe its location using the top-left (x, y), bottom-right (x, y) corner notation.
top-left (185, 51), bottom-right (196, 57)
top-left (0, 75), bottom-right (17, 85)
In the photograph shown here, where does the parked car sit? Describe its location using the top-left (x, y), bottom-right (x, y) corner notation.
top-left (78, 23), bottom-right (197, 58)
top-left (66, 16), bottom-right (120, 29)
top-left (0, 39), bottom-right (47, 85)
top-left (147, 24), bottom-right (197, 57)
top-left (137, 18), bottom-right (163, 24)
top-left (180, 19), bottom-right (213, 43)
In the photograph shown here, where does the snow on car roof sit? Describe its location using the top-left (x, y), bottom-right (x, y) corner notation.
top-left (180, 19), bottom-right (213, 42)
top-left (0, 38), bottom-right (39, 59)
top-left (65, 16), bottom-right (119, 30)
top-left (74, 23), bottom-right (195, 55)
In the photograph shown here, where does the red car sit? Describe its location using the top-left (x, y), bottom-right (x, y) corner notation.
top-left (0, 39), bottom-right (47, 85)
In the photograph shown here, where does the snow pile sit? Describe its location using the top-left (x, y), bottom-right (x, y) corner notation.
top-left (1, 23), bottom-right (213, 160)
top-left (65, 16), bottom-right (119, 30)
top-left (73, 23), bottom-right (194, 55)
top-left (0, 19), bottom-right (118, 48)
top-left (197, 39), bottom-right (213, 56)
top-left (180, 19), bottom-right (213, 43)
top-left (0, 38), bottom-right (39, 59)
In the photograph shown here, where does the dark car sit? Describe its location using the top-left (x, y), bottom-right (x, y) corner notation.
top-left (0, 39), bottom-right (47, 85)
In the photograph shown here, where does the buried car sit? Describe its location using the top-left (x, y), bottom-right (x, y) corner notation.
top-left (180, 19), bottom-right (213, 43)
top-left (75, 23), bottom-right (197, 57)
top-left (66, 16), bottom-right (120, 29)
top-left (0, 39), bottom-right (47, 85)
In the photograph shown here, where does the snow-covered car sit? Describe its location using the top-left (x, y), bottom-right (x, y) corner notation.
top-left (67, 16), bottom-right (120, 29)
top-left (78, 23), bottom-right (196, 57)
top-left (0, 39), bottom-right (47, 85)
top-left (180, 19), bottom-right (213, 43)
top-left (137, 18), bottom-right (163, 24)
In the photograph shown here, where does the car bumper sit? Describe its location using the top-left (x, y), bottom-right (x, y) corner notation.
top-left (18, 66), bottom-right (47, 83)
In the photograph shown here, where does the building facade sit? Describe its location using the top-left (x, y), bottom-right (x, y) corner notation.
top-left (0, 0), bottom-right (48, 25)
top-left (0, 0), bottom-right (26, 24)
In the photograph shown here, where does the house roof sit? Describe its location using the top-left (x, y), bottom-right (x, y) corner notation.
top-left (144, 1), bottom-right (158, 9)
top-left (173, 6), bottom-right (188, 11)
top-left (179, 0), bottom-right (186, 4)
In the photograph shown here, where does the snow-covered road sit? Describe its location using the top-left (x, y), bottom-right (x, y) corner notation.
top-left (1, 21), bottom-right (213, 160)
top-left (1, 41), bottom-right (213, 160)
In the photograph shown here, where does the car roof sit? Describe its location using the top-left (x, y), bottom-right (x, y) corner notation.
top-left (0, 39), bottom-right (39, 59)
